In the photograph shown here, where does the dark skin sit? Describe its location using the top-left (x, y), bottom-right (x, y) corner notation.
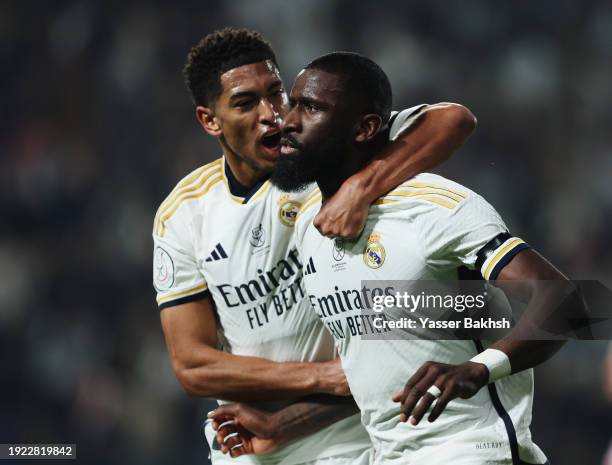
top-left (212, 68), bottom-right (575, 457)
top-left (162, 63), bottom-right (476, 401)
top-left (287, 69), bottom-right (572, 426)
top-left (164, 60), bottom-right (478, 456)
top-left (209, 395), bottom-right (359, 457)
top-left (393, 249), bottom-right (570, 425)
top-left (197, 60), bottom-right (285, 186)
top-left (196, 61), bottom-right (477, 237)
top-left (279, 68), bottom-right (388, 199)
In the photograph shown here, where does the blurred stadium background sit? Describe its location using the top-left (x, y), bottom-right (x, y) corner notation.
top-left (1, 1), bottom-right (611, 464)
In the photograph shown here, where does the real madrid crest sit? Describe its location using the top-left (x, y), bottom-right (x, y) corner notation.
top-left (277, 194), bottom-right (301, 227)
top-left (363, 232), bottom-right (386, 269)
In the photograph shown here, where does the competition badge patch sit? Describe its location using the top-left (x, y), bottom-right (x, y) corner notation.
top-left (278, 194), bottom-right (301, 227)
top-left (363, 233), bottom-right (386, 269)
top-left (154, 246), bottom-right (175, 290)
top-left (250, 224), bottom-right (266, 247)
top-left (332, 238), bottom-right (345, 261)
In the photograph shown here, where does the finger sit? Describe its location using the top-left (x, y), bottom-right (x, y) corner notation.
top-left (399, 373), bottom-right (439, 422)
top-left (222, 432), bottom-right (243, 453)
top-left (313, 214), bottom-right (327, 231)
top-left (428, 385), bottom-right (457, 423)
top-left (219, 432), bottom-right (241, 454)
top-left (223, 432), bottom-right (240, 444)
top-left (217, 420), bottom-right (236, 432)
top-left (409, 391), bottom-right (437, 425)
top-left (216, 423), bottom-right (238, 445)
top-left (211, 415), bottom-right (232, 431)
top-left (395, 365), bottom-right (433, 407)
top-left (404, 363), bottom-right (435, 394)
top-left (318, 226), bottom-right (332, 236)
top-left (229, 442), bottom-right (245, 458)
top-left (208, 404), bottom-right (238, 421)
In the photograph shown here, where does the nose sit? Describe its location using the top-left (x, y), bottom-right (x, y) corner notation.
top-left (281, 107), bottom-right (299, 134)
top-left (259, 98), bottom-right (279, 125)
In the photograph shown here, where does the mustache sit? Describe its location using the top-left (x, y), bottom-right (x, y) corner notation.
top-left (280, 134), bottom-right (301, 149)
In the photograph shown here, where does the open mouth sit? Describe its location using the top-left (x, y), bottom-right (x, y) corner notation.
top-left (261, 132), bottom-right (281, 150)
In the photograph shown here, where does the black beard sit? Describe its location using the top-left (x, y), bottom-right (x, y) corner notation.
top-left (271, 151), bottom-right (318, 192)
top-left (272, 135), bottom-right (344, 192)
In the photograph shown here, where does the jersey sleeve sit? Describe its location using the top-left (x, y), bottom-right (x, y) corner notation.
top-left (419, 192), bottom-right (530, 281)
top-left (388, 104), bottom-right (428, 141)
top-left (152, 214), bottom-right (208, 310)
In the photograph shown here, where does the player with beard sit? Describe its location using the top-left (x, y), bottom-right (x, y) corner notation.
top-left (156, 29), bottom-right (478, 465)
top-left (210, 52), bottom-right (580, 464)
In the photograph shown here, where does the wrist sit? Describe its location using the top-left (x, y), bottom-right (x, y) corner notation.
top-left (314, 361), bottom-right (343, 395)
top-left (466, 361), bottom-right (490, 388)
top-left (469, 349), bottom-right (512, 383)
top-left (268, 411), bottom-right (291, 445)
top-left (313, 362), bottom-right (333, 394)
top-left (346, 169), bottom-right (377, 206)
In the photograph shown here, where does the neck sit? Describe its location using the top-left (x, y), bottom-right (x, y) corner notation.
top-left (222, 146), bottom-right (270, 190)
top-left (316, 148), bottom-right (372, 200)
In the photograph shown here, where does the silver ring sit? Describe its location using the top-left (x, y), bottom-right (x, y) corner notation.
top-left (426, 385), bottom-right (442, 399)
top-left (230, 443), bottom-right (244, 451)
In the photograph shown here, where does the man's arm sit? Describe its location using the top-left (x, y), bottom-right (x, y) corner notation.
top-left (393, 249), bottom-right (577, 425)
top-left (160, 296), bottom-right (349, 402)
top-left (315, 103), bottom-right (476, 238)
top-left (208, 395), bottom-right (360, 458)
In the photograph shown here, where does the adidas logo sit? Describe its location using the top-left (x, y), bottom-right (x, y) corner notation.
top-left (304, 257), bottom-right (317, 275)
top-left (205, 243), bottom-right (228, 262)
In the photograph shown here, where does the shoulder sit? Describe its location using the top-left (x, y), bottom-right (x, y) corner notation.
top-left (374, 173), bottom-right (472, 213)
top-left (372, 173), bottom-right (503, 234)
top-left (153, 158), bottom-right (224, 239)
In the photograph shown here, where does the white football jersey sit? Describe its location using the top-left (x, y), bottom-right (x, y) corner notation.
top-left (294, 173), bottom-right (548, 465)
top-left (152, 106), bottom-right (426, 464)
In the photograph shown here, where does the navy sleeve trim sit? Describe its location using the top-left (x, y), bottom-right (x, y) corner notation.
top-left (158, 289), bottom-right (210, 310)
top-left (488, 243), bottom-right (530, 281)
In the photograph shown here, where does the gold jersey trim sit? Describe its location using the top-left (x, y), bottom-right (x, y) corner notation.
top-left (154, 159), bottom-right (222, 234)
top-left (158, 175), bottom-right (223, 237)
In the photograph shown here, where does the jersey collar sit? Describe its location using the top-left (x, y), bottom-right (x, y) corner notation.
top-left (222, 158), bottom-right (271, 204)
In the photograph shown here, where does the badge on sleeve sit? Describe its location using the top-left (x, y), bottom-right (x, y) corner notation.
top-left (154, 246), bottom-right (175, 290)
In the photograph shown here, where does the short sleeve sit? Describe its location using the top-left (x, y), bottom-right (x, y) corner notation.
top-left (152, 217), bottom-right (208, 310)
top-left (420, 192), bottom-right (530, 281)
top-left (388, 105), bottom-right (428, 141)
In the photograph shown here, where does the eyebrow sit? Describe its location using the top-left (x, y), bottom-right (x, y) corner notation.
top-left (229, 80), bottom-right (283, 102)
top-left (229, 91), bottom-right (256, 102)
top-left (289, 96), bottom-right (324, 106)
top-left (268, 80), bottom-right (283, 91)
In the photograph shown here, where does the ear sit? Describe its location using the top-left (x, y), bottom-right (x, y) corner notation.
top-left (196, 106), bottom-right (222, 137)
top-left (354, 114), bottom-right (383, 143)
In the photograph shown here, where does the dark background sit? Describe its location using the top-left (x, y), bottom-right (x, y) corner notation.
top-left (1, 1), bottom-right (611, 464)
